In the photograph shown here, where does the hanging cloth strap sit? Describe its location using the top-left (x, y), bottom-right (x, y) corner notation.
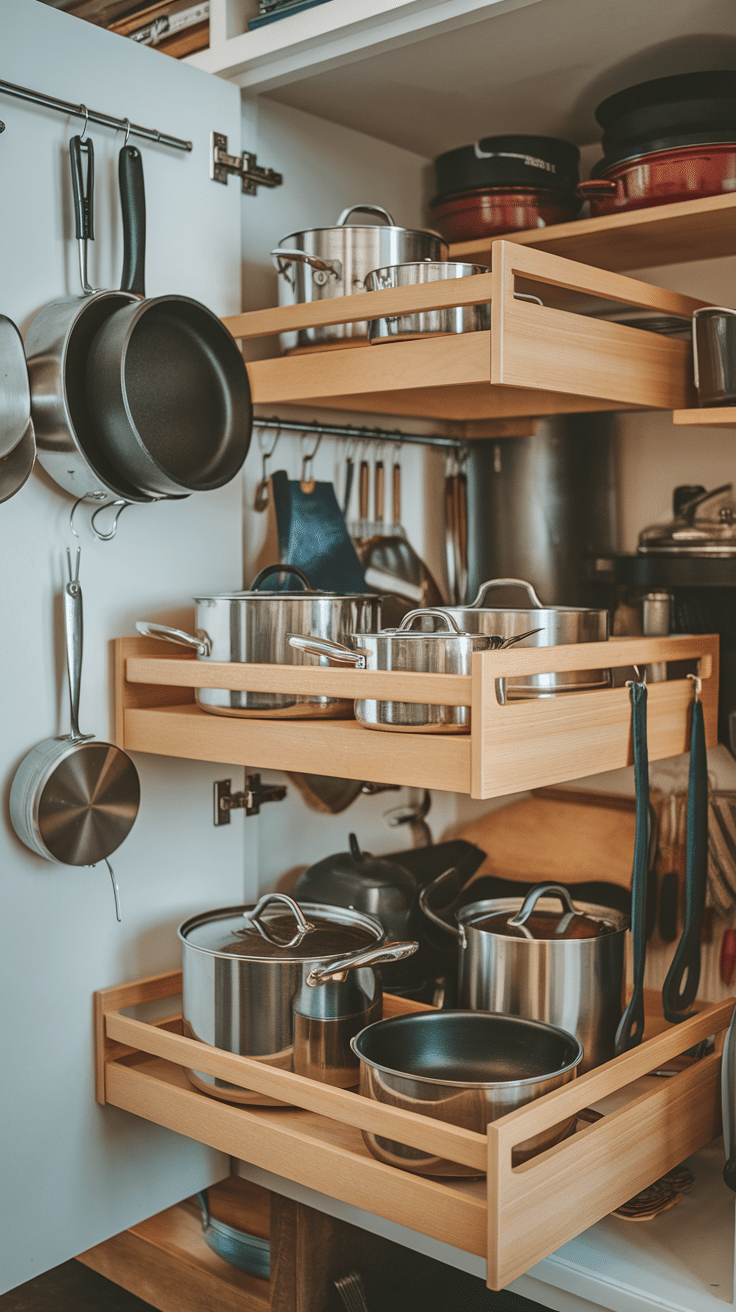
top-left (662, 681), bottom-right (708, 1021)
top-left (615, 680), bottom-right (650, 1055)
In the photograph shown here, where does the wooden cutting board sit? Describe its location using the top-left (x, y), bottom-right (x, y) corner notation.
top-left (455, 787), bottom-right (636, 890)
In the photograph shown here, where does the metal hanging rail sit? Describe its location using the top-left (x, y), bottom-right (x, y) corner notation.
top-left (0, 79), bottom-right (192, 153)
top-left (255, 416), bottom-right (465, 451)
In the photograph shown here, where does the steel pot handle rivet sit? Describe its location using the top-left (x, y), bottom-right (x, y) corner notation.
top-left (242, 892), bottom-right (315, 948)
top-left (508, 881), bottom-right (578, 933)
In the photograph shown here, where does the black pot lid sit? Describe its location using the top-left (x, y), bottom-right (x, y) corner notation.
top-left (179, 898), bottom-right (382, 961)
top-left (433, 135), bottom-right (580, 200)
top-left (295, 833), bottom-right (417, 901)
top-left (595, 72), bottom-right (736, 130)
top-left (590, 130), bottom-right (736, 176)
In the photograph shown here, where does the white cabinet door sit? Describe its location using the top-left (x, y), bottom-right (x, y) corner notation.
top-left (0, 0), bottom-right (250, 1290)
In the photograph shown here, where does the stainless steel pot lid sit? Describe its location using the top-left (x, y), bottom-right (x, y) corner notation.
top-left (639, 482), bottom-right (736, 555)
top-left (460, 884), bottom-right (628, 940)
top-left (179, 896), bottom-right (383, 961)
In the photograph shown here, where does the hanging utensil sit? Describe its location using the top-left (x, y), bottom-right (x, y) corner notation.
top-left (391, 443), bottom-right (403, 535)
top-left (254, 426), bottom-right (280, 512)
top-left (662, 675), bottom-right (709, 1021)
top-left (341, 440), bottom-right (356, 518)
top-left (615, 679), bottom-right (650, 1055)
top-left (9, 548), bottom-right (140, 915)
top-left (444, 451), bottom-right (458, 605)
top-left (373, 449), bottom-right (385, 530)
top-left (455, 446), bottom-right (468, 605)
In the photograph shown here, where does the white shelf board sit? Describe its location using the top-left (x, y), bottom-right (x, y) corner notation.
top-left (236, 1139), bottom-right (735, 1312)
top-left (188, 0), bottom-right (736, 160)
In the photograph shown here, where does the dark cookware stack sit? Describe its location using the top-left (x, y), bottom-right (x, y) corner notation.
top-left (429, 135), bottom-right (581, 243)
top-left (579, 71), bottom-right (736, 216)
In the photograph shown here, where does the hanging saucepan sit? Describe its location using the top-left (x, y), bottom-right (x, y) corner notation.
top-left (9, 551), bottom-right (140, 878)
top-left (136, 563), bottom-right (381, 718)
top-left (0, 419), bottom-right (36, 504)
top-left (420, 577), bottom-right (609, 699)
top-left (85, 145), bottom-right (252, 497)
top-left (271, 205), bottom-right (447, 351)
top-left (25, 136), bottom-right (157, 504)
top-left (0, 310), bottom-right (31, 461)
top-left (179, 892), bottom-right (418, 1104)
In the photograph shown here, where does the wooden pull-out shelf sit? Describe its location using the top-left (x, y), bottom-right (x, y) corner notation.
top-left (114, 634), bottom-right (718, 799)
top-left (673, 407), bottom-right (736, 426)
top-left (222, 241), bottom-right (703, 422)
top-left (94, 971), bottom-right (734, 1291)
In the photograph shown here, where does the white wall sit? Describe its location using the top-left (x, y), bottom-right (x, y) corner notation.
top-left (0, 1), bottom-right (253, 1291)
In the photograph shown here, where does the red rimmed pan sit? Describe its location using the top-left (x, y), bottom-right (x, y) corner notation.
top-left (578, 142), bottom-right (736, 217)
top-left (85, 146), bottom-right (252, 497)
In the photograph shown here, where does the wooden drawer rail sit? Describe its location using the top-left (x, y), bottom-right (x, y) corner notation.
top-left (220, 240), bottom-right (704, 422)
top-left (94, 972), bottom-right (733, 1290)
top-left (114, 634), bottom-right (718, 799)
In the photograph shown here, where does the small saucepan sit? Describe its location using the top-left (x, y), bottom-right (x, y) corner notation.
top-left (351, 1009), bottom-right (583, 1176)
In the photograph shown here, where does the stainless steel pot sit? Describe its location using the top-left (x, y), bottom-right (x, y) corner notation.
top-left (289, 608), bottom-right (499, 733)
top-left (351, 1009), bottom-right (583, 1177)
top-left (179, 893), bottom-right (418, 1104)
top-left (425, 577), bottom-right (610, 698)
top-left (136, 564), bottom-right (381, 718)
top-left (420, 878), bottom-right (628, 1073)
top-left (271, 205), bottom-right (447, 351)
top-left (692, 307), bottom-right (736, 406)
top-left (365, 262), bottom-right (490, 343)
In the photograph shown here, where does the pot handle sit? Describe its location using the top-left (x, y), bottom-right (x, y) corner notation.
top-left (242, 893), bottom-right (315, 948)
top-left (135, 621), bottom-right (211, 657)
top-left (576, 179), bottom-right (618, 197)
top-left (723, 1006), bottom-right (736, 1191)
top-left (397, 608), bottom-right (463, 634)
top-left (249, 563), bottom-right (313, 592)
top-left (306, 940), bottom-right (418, 986)
top-left (337, 205), bottom-right (395, 226)
top-left (288, 634), bottom-right (366, 667)
top-left (470, 578), bottom-right (544, 609)
top-left (507, 882), bottom-right (578, 934)
top-left (270, 248), bottom-right (343, 285)
top-left (418, 867), bottom-right (465, 938)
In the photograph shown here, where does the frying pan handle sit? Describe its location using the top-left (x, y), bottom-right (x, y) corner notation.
top-left (662, 681), bottom-right (708, 1020)
top-left (119, 144), bottom-right (146, 297)
top-left (70, 135), bottom-right (94, 242)
top-left (288, 634), bottom-right (365, 666)
top-left (470, 578), bottom-right (544, 609)
top-left (135, 621), bottom-right (211, 657)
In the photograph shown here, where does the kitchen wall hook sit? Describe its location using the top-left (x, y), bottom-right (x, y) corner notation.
top-left (211, 132), bottom-right (283, 195)
top-left (214, 774), bottom-right (287, 825)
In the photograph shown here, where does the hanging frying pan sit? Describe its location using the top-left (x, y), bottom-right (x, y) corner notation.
top-left (25, 135), bottom-right (155, 504)
top-left (0, 311), bottom-right (31, 461)
top-left (85, 146), bottom-right (252, 497)
top-left (9, 549), bottom-right (140, 869)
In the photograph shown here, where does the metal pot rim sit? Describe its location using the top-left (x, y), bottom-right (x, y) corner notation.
top-left (178, 900), bottom-right (385, 963)
top-left (351, 1009), bottom-right (584, 1087)
top-left (459, 895), bottom-right (629, 935)
top-left (277, 225), bottom-right (445, 243)
top-left (192, 592), bottom-right (378, 603)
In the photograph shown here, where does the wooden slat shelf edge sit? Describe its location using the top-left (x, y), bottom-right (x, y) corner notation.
top-left (673, 406), bottom-right (736, 426)
top-left (114, 635), bottom-right (719, 799)
top-left (449, 193), bottom-right (736, 273)
top-left (94, 972), bottom-right (734, 1290)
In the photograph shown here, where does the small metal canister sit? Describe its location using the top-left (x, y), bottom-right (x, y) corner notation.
top-left (693, 306), bottom-right (736, 406)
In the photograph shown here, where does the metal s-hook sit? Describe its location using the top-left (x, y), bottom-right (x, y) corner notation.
top-left (78, 103), bottom-right (89, 142)
top-left (90, 499), bottom-right (131, 541)
top-left (300, 431), bottom-right (322, 493)
top-left (66, 543), bottom-right (81, 587)
top-left (70, 491), bottom-right (107, 538)
top-left (254, 424), bottom-right (281, 511)
top-left (122, 117), bottom-right (131, 147)
top-left (687, 672), bottom-right (702, 701)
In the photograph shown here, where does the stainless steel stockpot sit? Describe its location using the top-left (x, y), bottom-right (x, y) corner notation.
top-left (365, 261), bottom-right (490, 343)
top-left (692, 306), bottom-right (736, 407)
top-left (351, 1009), bottom-right (583, 1177)
top-left (420, 879), bottom-right (628, 1073)
top-left (179, 894), bottom-right (418, 1105)
top-left (136, 564), bottom-right (381, 718)
top-left (271, 205), bottom-right (447, 350)
top-left (289, 608), bottom-right (496, 733)
top-left (427, 577), bottom-right (610, 698)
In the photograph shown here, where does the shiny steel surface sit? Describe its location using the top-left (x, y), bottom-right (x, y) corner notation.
top-left (693, 307), bottom-right (736, 408)
top-left (456, 892), bottom-right (628, 1073)
top-left (0, 313), bottom-right (31, 459)
top-left (365, 262), bottom-right (490, 343)
top-left (639, 482), bottom-right (736, 556)
top-left (430, 577), bottom-right (610, 698)
top-left (0, 419), bottom-right (35, 504)
top-left (272, 206), bottom-right (447, 349)
top-left (179, 900), bottom-right (417, 1104)
top-left (352, 1010), bottom-right (582, 1176)
top-left (137, 583), bottom-right (381, 718)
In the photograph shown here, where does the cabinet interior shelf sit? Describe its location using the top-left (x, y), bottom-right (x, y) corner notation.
top-left (673, 406), bottom-right (736, 426)
top-left (450, 193), bottom-right (736, 273)
top-left (114, 633), bottom-right (718, 799)
top-left (94, 971), bottom-right (733, 1291)
top-left (224, 241), bottom-right (702, 422)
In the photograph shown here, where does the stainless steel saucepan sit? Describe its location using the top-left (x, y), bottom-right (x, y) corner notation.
top-left (289, 609), bottom-right (540, 733)
top-left (136, 564), bottom-right (381, 719)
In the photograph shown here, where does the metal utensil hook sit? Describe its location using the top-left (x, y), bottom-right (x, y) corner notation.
top-left (300, 431), bottom-right (322, 491)
top-left (90, 499), bottom-right (131, 541)
top-left (66, 544), bottom-right (81, 588)
top-left (687, 672), bottom-right (702, 702)
top-left (95, 857), bottom-right (122, 922)
top-left (78, 103), bottom-right (89, 142)
top-left (254, 425), bottom-right (280, 511)
top-left (69, 491), bottom-right (111, 538)
top-left (122, 117), bottom-right (131, 147)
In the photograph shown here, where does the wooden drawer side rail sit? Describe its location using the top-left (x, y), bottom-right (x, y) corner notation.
top-left (94, 974), bottom-right (734, 1290)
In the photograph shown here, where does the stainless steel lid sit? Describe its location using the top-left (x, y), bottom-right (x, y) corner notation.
top-left (460, 884), bottom-right (628, 940)
top-left (179, 896), bottom-right (383, 962)
top-left (639, 482), bottom-right (736, 555)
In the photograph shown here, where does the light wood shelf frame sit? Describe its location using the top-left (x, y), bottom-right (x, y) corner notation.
top-left (450, 193), bottom-right (736, 273)
top-left (114, 634), bottom-right (719, 799)
top-left (222, 241), bottom-right (703, 422)
top-left (673, 407), bottom-right (736, 427)
top-left (94, 971), bottom-right (734, 1291)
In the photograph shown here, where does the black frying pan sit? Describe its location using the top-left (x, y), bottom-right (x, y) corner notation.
top-left (85, 146), bottom-right (252, 496)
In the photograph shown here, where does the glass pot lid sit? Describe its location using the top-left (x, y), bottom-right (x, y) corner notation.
top-left (179, 894), bottom-right (382, 961)
top-left (639, 483), bottom-right (736, 556)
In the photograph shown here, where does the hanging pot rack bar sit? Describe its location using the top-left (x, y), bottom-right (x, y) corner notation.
top-left (254, 416), bottom-right (465, 451)
top-left (0, 79), bottom-right (192, 152)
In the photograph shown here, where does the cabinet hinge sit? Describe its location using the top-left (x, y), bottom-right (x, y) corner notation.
top-left (210, 131), bottom-right (283, 195)
top-left (214, 774), bottom-right (287, 825)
